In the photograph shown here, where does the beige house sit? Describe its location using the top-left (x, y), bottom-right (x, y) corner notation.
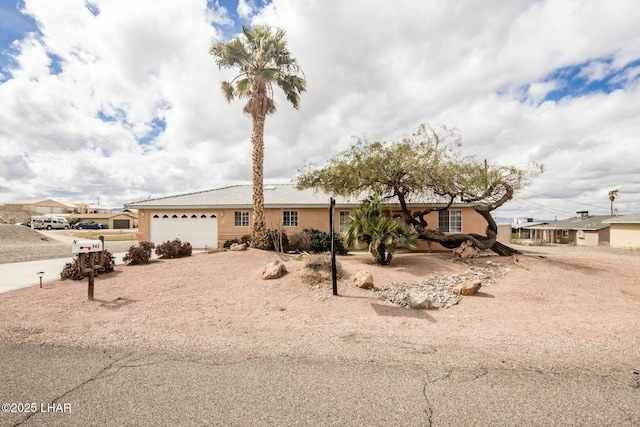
top-left (603, 213), bottom-right (640, 249)
top-left (5, 198), bottom-right (76, 214)
top-left (126, 184), bottom-right (491, 250)
top-left (69, 212), bottom-right (138, 229)
top-left (73, 203), bottom-right (111, 214)
top-left (525, 211), bottom-right (612, 246)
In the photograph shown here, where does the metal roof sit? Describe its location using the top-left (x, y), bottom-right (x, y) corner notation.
top-left (527, 214), bottom-right (614, 231)
top-left (126, 184), bottom-right (457, 209)
top-left (603, 212), bottom-right (640, 224)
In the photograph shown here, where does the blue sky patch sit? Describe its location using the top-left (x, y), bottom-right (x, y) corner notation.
top-left (542, 58), bottom-right (640, 102)
top-left (48, 53), bottom-right (63, 75)
top-left (85, 1), bottom-right (100, 17)
top-left (138, 117), bottom-right (167, 146)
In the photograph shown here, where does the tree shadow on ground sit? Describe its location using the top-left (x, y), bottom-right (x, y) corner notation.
top-left (370, 303), bottom-right (436, 321)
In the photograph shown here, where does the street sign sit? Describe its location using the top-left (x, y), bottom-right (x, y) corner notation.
top-left (72, 240), bottom-right (103, 254)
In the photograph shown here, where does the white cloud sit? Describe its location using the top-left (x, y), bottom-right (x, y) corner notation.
top-left (0, 0), bottom-right (639, 220)
top-left (237, 0), bottom-right (256, 20)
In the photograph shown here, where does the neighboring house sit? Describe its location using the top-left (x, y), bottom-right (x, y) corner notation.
top-left (70, 212), bottom-right (138, 229)
top-left (5, 198), bottom-right (76, 214)
top-left (511, 219), bottom-right (548, 242)
top-left (526, 211), bottom-right (613, 246)
top-left (603, 212), bottom-right (640, 249)
top-left (73, 203), bottom-right (112, 214)
top-left (125, 184), bottom-right (491, 249)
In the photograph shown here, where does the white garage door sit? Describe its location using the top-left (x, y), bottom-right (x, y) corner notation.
top-left (150, 213), bottom-right (218, 249)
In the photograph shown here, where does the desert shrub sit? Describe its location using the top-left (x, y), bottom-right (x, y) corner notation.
top-left (155, 238), bottom-right (192, 259)
top-left (60, 249), bottom-right (116, 281)
top-left (288, 232), bottom-right (311, 252)
top-left (223, 239), bottom-right (238, 249)
top-left (301, 228), bottom-right (348, 255)
top-left (302, 255), bottom-right (343, 285)
top-left (123, 241), bottom-right (155, 265)
top-left (266, 228), bottom-right (289, 252)
top-left (239, 234), bottom-right (252, 245)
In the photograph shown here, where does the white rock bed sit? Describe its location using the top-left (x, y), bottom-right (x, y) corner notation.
top-left (373, 261), bottom-right (511, 309)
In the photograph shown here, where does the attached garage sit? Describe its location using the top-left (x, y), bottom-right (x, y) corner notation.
top-left (604, 213), bottom-right (640, 249)
top-left (150, 213), bottom-right (218, 249)
top-left (113, 219), bottom-right (131, 229)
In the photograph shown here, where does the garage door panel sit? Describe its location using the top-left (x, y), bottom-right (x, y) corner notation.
top-left (150, 213), bottom-right (218, 249)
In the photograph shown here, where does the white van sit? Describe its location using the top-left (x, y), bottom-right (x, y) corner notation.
top-left (31, 216), bottom-right (70, 230)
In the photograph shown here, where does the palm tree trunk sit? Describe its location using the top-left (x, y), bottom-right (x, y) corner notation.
top-left (250, 98), bottom-right (270, 249)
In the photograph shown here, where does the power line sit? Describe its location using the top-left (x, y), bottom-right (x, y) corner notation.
top-left (519, 188), bottom-right (609, 211)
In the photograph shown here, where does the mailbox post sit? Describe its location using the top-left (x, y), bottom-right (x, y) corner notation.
top-left (72, 239), bottom-right (104, 301)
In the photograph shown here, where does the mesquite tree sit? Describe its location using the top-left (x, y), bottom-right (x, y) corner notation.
top-left (296, 124), bottom-right (543, 255)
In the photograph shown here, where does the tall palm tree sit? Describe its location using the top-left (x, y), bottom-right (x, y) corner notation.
top-left (608, 189), bottom-right (619, 216)
top-left (210, 25), bottom-right (306, 249)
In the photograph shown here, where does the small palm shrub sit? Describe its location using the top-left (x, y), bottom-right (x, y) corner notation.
top-left (123, 241), bottom-right (155, 265)
top-left (155, 239), bottom-right (192, 259)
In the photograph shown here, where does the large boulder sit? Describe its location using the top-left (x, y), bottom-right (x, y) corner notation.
top-left (353, 270), bottom-right (374, 289)
top-left (406, 289), bottom-right (434, 309)
top-left (452, 279), bottom-right (482, 296)
top-left (262, 260), bottom-right (287, 280)
top-left (453, 241), bottom-right (480, 259)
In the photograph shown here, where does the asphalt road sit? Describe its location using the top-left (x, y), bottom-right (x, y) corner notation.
top-left (1, 343), bottom-right (638, 426)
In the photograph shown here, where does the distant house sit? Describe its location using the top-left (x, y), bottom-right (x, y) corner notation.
top-left (73, 203), bottom-right (112, 214)
top-left (526, 211), bottom-right (613, 246)
top-left (125, 184), bottom-right (492, 249)
top-left (70, 212), bottom-right (138, 230)
top-left (5, 198), bottom-right (76, 214)
top-left (511, 218), bottom-right (548, 241)
top-left (603, 212), bottom-right (640, 249)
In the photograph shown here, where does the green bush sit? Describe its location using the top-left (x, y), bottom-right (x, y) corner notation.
top-left (223, 239), bottom-right (238, 249)
top-left (155, 239), bottom-right (192, 259)
top-left (300, 228), bottom-right (348, 254)
top-left (123, 241), bottom-right (155, 265)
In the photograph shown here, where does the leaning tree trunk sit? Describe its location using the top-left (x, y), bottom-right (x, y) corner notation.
top-left (398, 187), bottom-right (519, 256)
top-left (249, 89), bottom-right (271, 250)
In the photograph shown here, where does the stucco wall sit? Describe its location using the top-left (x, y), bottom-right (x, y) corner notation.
top-left (609, 223), bottom-right (640, 249)
top-left (137, 205), bottom-right (491, 250)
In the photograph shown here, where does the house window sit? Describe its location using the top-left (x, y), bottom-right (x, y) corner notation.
top-left (282, 210), bottom-right (299, 227)
top-left (562, 230), bottom-right (569, 238)
top-left (234, 211), bottom-right (249, 227)
top-left (438, 210), bottom-right (462, 233)
top-left (339, 211), bottom-right (350, 232)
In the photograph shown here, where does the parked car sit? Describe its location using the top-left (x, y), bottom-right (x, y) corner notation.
top-left (31, 217), bottom-right (70, 230)
top-left (74, 222), bottom-right (102, 230)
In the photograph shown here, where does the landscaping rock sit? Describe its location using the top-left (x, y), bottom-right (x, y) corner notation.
top-left (230, 243), bottom-right (247, 251)
top-left (374, 262), bottom-right (508, 309)
top-left (262, 260), bottom-right (287, 280)
top-left (353, 270), bottom-right (374, 289)
top-left (453, 241), bottom-right (480, 259)
top-left (452, 279), bottom-right (482, 295)
top-left (406, 289), bottom-right (434, 309)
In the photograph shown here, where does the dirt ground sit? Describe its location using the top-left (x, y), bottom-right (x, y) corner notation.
top-left (1, 246), bottom-right (638, 374)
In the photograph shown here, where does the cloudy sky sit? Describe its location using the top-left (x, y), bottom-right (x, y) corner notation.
top-left (0, 0), bottom-right (638, 219)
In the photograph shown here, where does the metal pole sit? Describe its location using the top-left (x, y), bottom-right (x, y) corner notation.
top-left (329, 197), bottom-right (338, 296)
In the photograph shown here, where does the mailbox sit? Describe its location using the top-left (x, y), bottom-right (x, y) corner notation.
top-left (72, 240), bottom-right (103, 254)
